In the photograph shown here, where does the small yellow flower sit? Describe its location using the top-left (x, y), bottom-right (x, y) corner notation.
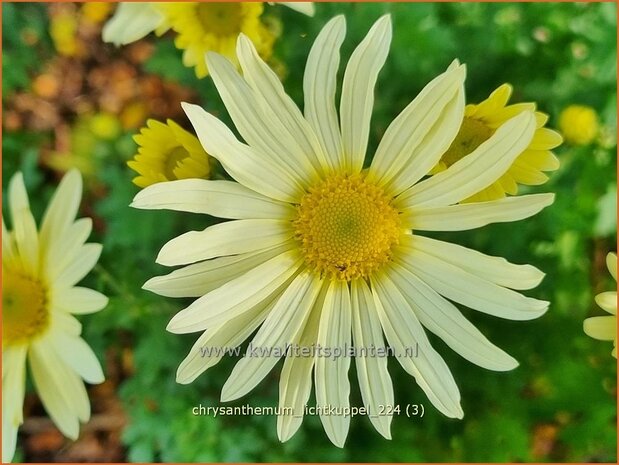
top-left (50, 9), bottom-right (80, 57)
top-left (128, 119), bottom-right (211, 188)
top-left (558, 104), bottom-right (599, 145)
top-left (161, 2), bottom-right (275, 78)
top-left (89, 112), bottom-right (122, 141)
top-left (434, 84), bottom-right (563, 203)
top-left (81, 2), bottom-right (113, 24)
top-left (584, 252), bottom-right (617, 358)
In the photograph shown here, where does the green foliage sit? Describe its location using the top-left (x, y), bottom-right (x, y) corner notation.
top-left (2, 2), bottom-right (616, 462)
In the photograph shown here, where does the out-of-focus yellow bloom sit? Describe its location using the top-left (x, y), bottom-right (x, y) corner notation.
top-left (81, 2), bottom-right (113, 24)
top-left (89, 113), bottom-right (122, 140)
top-left (120, 101), bottom-right (150, 130)
top-left (434, 84), bottom-right (562, 203)
top-left (558, 104), bottom-right (599, 145)
top-left (50, 10), bottom-right (80, 57)
top-left (584, 252), bottom-right (617, 358)
top-left (128, 119), bottom-right (211, 188)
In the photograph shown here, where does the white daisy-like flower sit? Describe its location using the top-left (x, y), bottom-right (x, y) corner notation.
top-left (584, 252), bottom-right (617, 358)
top-left (132, 15), bottom-right (553, 446)
top-left (2, 170), bottom-right (108, 462)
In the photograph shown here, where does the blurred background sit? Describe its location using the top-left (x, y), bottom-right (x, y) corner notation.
top-left (2, 2), bottom-right (617, 462)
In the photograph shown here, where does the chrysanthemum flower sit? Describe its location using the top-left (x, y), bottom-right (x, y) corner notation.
top-left (558, 104), bottom-right (599, 145)
top-left (2, 170), bottom-right (108, 462)
top-left (584, 252), bottom-right (617, 358)
top-left (102, 2), bottom-right (314, 77)
top-left (132, 15), bottom-right (553, 446)
top-left (433, 84), bottom-right (562, 203)
top-left (128, 119), bottom-right (211, 188)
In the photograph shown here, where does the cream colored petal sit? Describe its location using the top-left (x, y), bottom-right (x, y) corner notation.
top-left (398, 248), bottom-right (548, 320)
top-left (315, 280), bottom-right (352, 448)
top-left (54, 243), bottom-right (102, 290)
top-left (8, 173), bottom-right (39, 275)
top-left (350, 278), bottom-right (394, 439)
top-left (339, 15), bottom-right (392, 173)
top-left (157, 219), bottom-right (293, 266)
top-left (176, 293), bottom-right (278, 384)
top-left (277, 283), bottom-right (326, 442)
top-left (405, 193), bottom-right (555, 231)
top-left (607, 252), bottom-right (617, 281)
top-left (388, 264), bottom-right (518, 371)
top-left (52, 287), bottom-right (108, 315)
top-left (145, 242), bottom-right (293, 298)
top-left (29, 338), bottom-right (90, 438)
top-left (280, 2), bottom-right (315, 16)
top-left (237, 34), bottom-right (326, 174)
top-left (131, 179), bottom-right (295, 219)
top-left (369, 62), bottom-right (465, 193)
top-left (221, 271), bottom-right (321, 401)
top-left (303, 15), bottom-right (346, 170)
top-left (48, 329), bottom-right (105, 384)
top-left (45, 218), bottom-right (93, 280)
top-left (371, 273), bottom-right (463, 419)
top-left (40, 169), bottom-right (81, 257)
top-left (166, 251), bottom-right (302, 333)
top-left (182, 102), bottom-right (304, 203)
top-left (583, 315), bottom-right (616, 341)
top-left (595, 291), bottom-right (617, 315)
top-left (2, 346), bottom-right (27, 463)
top-left (205, 53), bottom-right (317, 185)
top-left (397, 111), bottom-right (537, 209)
top-left (102, 2), bottom-right (165, 45)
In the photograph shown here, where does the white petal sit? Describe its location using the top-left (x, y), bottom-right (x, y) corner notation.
top-left (182, 102), bottom-right (304, 203)
top-left (388, 264), bottom-right (518, 371)
top-left (166, 251), bottom-right (302, 333)
top-left (54, 243), bottom-right (102, 289)
top-left (583, 316), bottom-right (616, 341)
top-left (8, 172), bottom-right (39, 275)
top-left (369, 62), bottom-right (465, 194)
top-left (398, 247), bottom-right (549, 321)
top-left (595, 291), bottom-right (617, 315)
top-left (303, 15), bottom-right (346, 170)
top-left (205, 52), bottom-right (318, 184)
top-left (145, 243), bottom-right (293, 298)
top-left (45, 218), bottom-right (93, 280)
top-left (280, 2), bottom-right (315, 16)
top-left (2, 346), bottom-right (27, 464)
top-left (277, 284), bottom-right (326, 442)
top-left (397, 111), bottom-right (537, 209)
top-left (176, 295), bottom-right (276, 384)
top-left (40, 169), bottom-right (82, 255)
top-left (339, 14), bottom-right (392, 173)
top-left (371, 273), bottom-right (463, 418)
top-left (314, 280), bottom-right (352, 448)
top-left (2, 219), bottom-right (15, 263)
top-left (131, 179), bottom-right (295, 219)
top-left (237, 34), bottom-right (327, 174)
top-left (607, 253), bottom-right (617, 281)
top-left (401, 235), bottom-right (544, 291)
top-left (102, 2), bottom-right (165, 45)
top-left (157, 219), bottom-right (293, 266)
top-left (29, 338), bottom-right (90, 438)
top-left (221, 271), bottom-right (321, 401)
top-left (52, 287), bottom-right (108, 315)
top-left (48, 329), bottom-right (105, 384)
top-left (406, 194), bottom-right (555, 231)
top-left (350, 279), bottom-right (394, 439)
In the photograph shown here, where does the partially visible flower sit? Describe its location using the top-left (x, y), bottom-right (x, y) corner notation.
top-left (584, 252), bottom-right (617, 358)
top-left (102, 2), bottom-right (313, 77)
top-left (2, 170), bottom-right (108, 462)
top-left (559, 104), bottom-right (599, 145)
top-left (128, 119), bottom-right (211, 188)
top-left (89, 112), bottom-right (122, 140)
top-left (50, 8), bottom-right (81, 57)
top-left (81, 2), bottom-right (113, 24)
top-left (434, 84), bottom-right (562, 203)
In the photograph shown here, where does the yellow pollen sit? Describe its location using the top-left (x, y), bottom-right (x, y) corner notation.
top-left (197, 3), bottom-right (243, 36)
top-left (441, 117), bottom-right (495, 167)
top-left (2, 270), bottom-right (49, 346)
top-left (293, 174), bottom-right (401, 281)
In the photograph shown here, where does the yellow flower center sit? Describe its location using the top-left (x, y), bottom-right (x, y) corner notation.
top-left (441, 117), bottom-right (495, 167)
top-left (196, 3), bottom-right (243, 36)
top-left (2, 270), bottom-right (49, 346)
top-left (164, 146), bottom-right (191, 180)
top-left (293, 174), bottom-right (401, 281)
